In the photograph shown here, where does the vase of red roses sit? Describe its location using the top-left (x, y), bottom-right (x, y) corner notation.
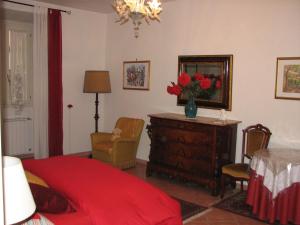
top-left (167, 72), bottom-right (221, 118)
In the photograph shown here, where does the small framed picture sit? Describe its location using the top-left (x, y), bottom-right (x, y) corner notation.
top-left (275, 57), bottom-right (300, 100)
top-left (123, 60), bottom-right (150, 90)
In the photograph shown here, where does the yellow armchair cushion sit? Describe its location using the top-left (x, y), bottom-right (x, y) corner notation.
top-left (91, 132), bottom-right (113, 142)
top-left (93, 141), bottom-right (113, 154)
top-left (222, 163), bottom-right (250, 180)
top-left (117, 119), bottom-right (142, 139)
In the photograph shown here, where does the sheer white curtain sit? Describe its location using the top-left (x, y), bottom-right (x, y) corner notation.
top-left (33, 6), bottom-right (48, 158)
top-left (8, 31), bottom-right (29, 110)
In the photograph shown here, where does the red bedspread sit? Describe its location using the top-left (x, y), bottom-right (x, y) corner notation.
top-left (23, 156), bottom-right (182, 225)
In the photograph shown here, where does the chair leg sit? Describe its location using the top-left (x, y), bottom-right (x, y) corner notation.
top-left (220, 174), bottom-right (225, 198)
top-left (230, 179), bottom-right (236, 189)
top-left (241, 181), bottom-right (244, 191)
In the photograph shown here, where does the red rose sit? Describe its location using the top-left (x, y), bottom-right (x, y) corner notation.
top-left (194, 73), bottom-right (204, 81)
top-left (178, 72), bottom-right (191, 87)
top-left (199, 78), bottom-right (211, 90)
top-left (167, 83), bottom-right (182, 96)
top-left (216, 80), bottom-right (221, 89)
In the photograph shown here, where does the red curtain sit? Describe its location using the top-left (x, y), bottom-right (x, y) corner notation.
top-left (48, 9), bottom-right (63, 156)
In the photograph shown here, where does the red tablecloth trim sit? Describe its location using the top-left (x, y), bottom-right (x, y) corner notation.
top-left (246, 170), bottom-right (300, 225)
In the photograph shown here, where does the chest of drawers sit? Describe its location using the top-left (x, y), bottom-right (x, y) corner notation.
top-left (146, 113), bottom-right (241, 195)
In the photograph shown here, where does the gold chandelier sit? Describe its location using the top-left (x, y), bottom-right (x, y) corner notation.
top-left (113, 0), bottom-right (163, 38)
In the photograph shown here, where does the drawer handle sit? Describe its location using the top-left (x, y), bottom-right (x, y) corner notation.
top-left (177, 137), bottom-right (185, 143)
top-left (160, 136), bottom-right (167, 142)
top-left (179, 124), bottom-right (185, 129)
top-left (178, 148), bottom-right (186, 157)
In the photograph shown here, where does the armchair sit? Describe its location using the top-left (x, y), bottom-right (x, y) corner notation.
top-left (91, 117), bottom-right (144, 169)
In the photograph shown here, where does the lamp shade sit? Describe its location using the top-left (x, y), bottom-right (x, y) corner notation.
top-left (3, 156), bottom-right (36, 225)
top-left (83, 71), bottom-right (111, 93)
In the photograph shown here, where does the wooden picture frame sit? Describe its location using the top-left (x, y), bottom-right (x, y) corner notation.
top-left (275, 57), bottom-right (300, 100)
top-left (123, 60), bottom-right (150, 90)
top-left (177, 55), bottom-right (233, 110)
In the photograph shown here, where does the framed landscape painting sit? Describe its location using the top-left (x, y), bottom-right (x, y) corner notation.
top-left (177, 55), bottom-right (233, 110)
top-left (275, 57), bottom-right (300, 100)
top-left (123, 61), bottom-right (150, 90)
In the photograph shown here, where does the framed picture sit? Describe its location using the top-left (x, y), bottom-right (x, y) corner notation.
top-left (275, 57), bottom-right (300, 100)
top-left (123, 60), bottom-right (150, 90)
top-left (177, 55), bottom-right (233, 110)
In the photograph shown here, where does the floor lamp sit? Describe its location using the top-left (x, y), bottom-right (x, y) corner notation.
top-left (84, 71), bottom-right (111, 132)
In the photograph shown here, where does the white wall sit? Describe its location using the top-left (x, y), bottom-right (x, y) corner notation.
top-left (105, 0), bottom-right (300, 161)
top-left (61, 8), bottom-right (108, 155)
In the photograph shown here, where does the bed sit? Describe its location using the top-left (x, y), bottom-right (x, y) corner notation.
top-left (22, 156), bottom-right (182, 225)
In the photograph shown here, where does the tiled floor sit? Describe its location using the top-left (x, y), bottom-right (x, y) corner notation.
top-left (126, 163), bottom-right (267, 225)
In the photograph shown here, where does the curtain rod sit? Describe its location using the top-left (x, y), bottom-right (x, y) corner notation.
top-left (3, 0), bottom-right (72, 14)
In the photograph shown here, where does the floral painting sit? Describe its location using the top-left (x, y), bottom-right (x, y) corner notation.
top-left (123, 61), bottom-right (150, 90)
top-left (176, 55), bottom-right (233, 110)
top-left (282, 65), bottom-right (300, 93)
top-left (275, 57), bottom-right (300, 100)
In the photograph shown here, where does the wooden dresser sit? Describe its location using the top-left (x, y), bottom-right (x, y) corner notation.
top-left (146, 113), bottom-right (241, 195)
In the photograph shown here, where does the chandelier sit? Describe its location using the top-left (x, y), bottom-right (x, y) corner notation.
top-left (113, 0), bottom-right (163, 38)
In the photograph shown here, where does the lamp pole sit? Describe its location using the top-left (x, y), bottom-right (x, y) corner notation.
top-left (94, 93), bottom-right (99, 132)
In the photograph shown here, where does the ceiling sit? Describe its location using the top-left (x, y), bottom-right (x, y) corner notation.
top-left (34, 0), bottom-right (173, 14)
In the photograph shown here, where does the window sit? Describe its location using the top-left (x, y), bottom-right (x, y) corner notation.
top-left (4, 20), bottom-right (33, 109)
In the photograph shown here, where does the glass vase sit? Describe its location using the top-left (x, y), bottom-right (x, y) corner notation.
top-left (184, 97), bottom-right (197, 118)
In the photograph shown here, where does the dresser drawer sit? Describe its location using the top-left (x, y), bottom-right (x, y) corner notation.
top-left (159, 142), bottom-right (212, 159)
top-left (150, 152), bottom-right (212, 176)
top-left (152, 127), bottom-right (212, 145)
top-left (180, 157), bottom-right (213, 176)
top-left (151, 117), bottom-right (213, 131)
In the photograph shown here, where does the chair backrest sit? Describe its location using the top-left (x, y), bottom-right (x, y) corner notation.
top-left (115, 117), bottom-right (144, 139)
top-left (242, 124), bottom-right (272, 162)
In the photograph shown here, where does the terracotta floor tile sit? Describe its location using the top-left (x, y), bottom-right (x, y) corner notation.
top-left (126, 163), bottom-right (266, 225)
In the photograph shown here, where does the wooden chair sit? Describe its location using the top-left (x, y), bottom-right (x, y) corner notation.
top-left (220, 124), bottom-right (272, 198)
top-left (91, 117), bottom-right (144, 169)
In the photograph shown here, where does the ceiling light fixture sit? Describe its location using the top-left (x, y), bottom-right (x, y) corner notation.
top-left (113, 0), bottom-right (163, 38)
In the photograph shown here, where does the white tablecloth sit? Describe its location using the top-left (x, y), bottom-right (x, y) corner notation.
top-left (250, 148), bottom-right (300, 199)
